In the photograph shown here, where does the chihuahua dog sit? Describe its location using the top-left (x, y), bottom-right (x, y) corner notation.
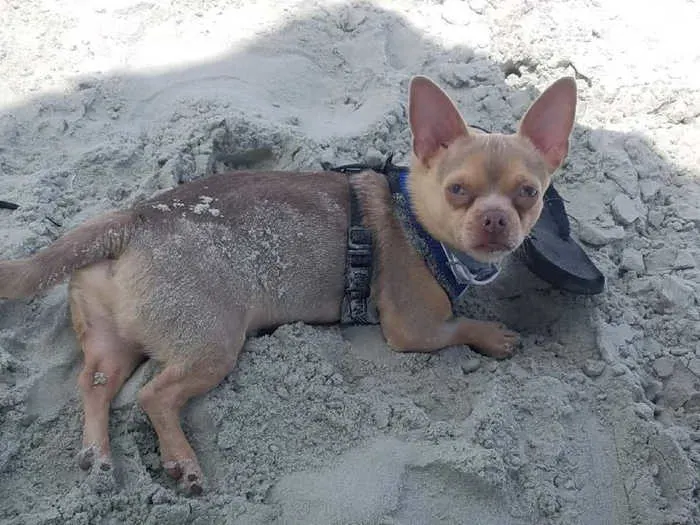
top-left (0, 76), bottom-right (576, 494)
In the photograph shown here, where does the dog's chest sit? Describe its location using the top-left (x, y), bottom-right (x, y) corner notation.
top-left (341, 169), bottom-right (500, 325)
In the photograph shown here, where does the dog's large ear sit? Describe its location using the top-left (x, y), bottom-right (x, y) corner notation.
top-left (518, 77), bottom-right (577, 173)
top-left (409, 76), bottom-right (469, 165)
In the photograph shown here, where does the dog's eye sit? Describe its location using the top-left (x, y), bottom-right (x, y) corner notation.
top-left (445, 182), bottom-right (472, 207)
top-left (520, 185), bottom-right (538, 198)
top-left (448, 183), bottom-right (467, 196)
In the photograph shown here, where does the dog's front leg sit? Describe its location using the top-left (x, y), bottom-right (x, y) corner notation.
top-left (376, 267), bottom-right (518, 359)
top-left (373, 224), bottom-right (519, 358)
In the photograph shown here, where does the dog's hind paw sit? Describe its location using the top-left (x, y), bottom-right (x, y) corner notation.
top-left (163, 459), bottom-right (204, 496)
top-left (179, 471), bottom-right (204, 496)
top-left (77, 444), bottom-right (112, 472)
top-left (78, 447), bottom-right (116, 494)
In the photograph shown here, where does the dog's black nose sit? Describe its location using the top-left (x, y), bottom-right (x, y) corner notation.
top-left (482, 210), bottom-right (508, 234)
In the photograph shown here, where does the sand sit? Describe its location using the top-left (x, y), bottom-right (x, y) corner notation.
top-left (0, 0), bottom-right (699, 523)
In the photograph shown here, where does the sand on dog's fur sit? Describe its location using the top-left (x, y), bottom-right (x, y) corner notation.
top-left (1, 1), bottom-right (698, 524)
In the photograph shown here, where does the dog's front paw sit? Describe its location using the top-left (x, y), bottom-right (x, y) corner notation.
top-left (471, 322), bottom-right (519, 359)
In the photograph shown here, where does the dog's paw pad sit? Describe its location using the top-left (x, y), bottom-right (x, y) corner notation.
top-left (178, 471), bottom-right (204, 496)
top-left (164, 459), bottom-right (205, 495)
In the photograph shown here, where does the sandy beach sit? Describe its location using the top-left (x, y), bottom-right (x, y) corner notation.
top-left (0, 0), bottom-right (699, 523)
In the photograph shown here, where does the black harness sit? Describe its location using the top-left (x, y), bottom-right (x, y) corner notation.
top-left (341, 184), bottom-right (378, 324)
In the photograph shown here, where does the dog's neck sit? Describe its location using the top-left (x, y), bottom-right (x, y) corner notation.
top-left (388, 165), bottom-right (501, 304)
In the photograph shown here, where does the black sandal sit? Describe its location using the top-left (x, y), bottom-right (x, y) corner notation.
top-left (0, 201), bottom-right (19, 210)
top-left (517, 184), bottom-right (605, 294)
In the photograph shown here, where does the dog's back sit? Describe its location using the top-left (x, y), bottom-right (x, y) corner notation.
top-left (124, 171), bottom-right (350, 343)
top-left (0, 170), bottom-right (350, 334)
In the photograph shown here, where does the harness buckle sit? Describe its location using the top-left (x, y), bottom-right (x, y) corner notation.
top-left (341, 224), bottom-right (377, 324)
top-left (348, 226), bottom-right (372, 249)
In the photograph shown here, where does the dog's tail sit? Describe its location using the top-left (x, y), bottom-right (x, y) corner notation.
top-left (0, 210), bottom-right (138, 299)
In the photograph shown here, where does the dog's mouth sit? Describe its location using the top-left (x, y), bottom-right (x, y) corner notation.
top-left (467, 240), bottom-right (519, 263)
top-left (455, 225), bottom-right (523, 262)
top-left (475, 241), bottom-right (513, 252)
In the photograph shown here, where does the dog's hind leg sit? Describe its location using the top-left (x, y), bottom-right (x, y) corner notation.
top-left (70, 264), bottom-right (145, 473)
top-left (137, 334), bottom-right (243, 496)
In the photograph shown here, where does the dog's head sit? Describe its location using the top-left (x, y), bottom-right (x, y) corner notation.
top-left (407, 75), bottom-right (577, 263)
